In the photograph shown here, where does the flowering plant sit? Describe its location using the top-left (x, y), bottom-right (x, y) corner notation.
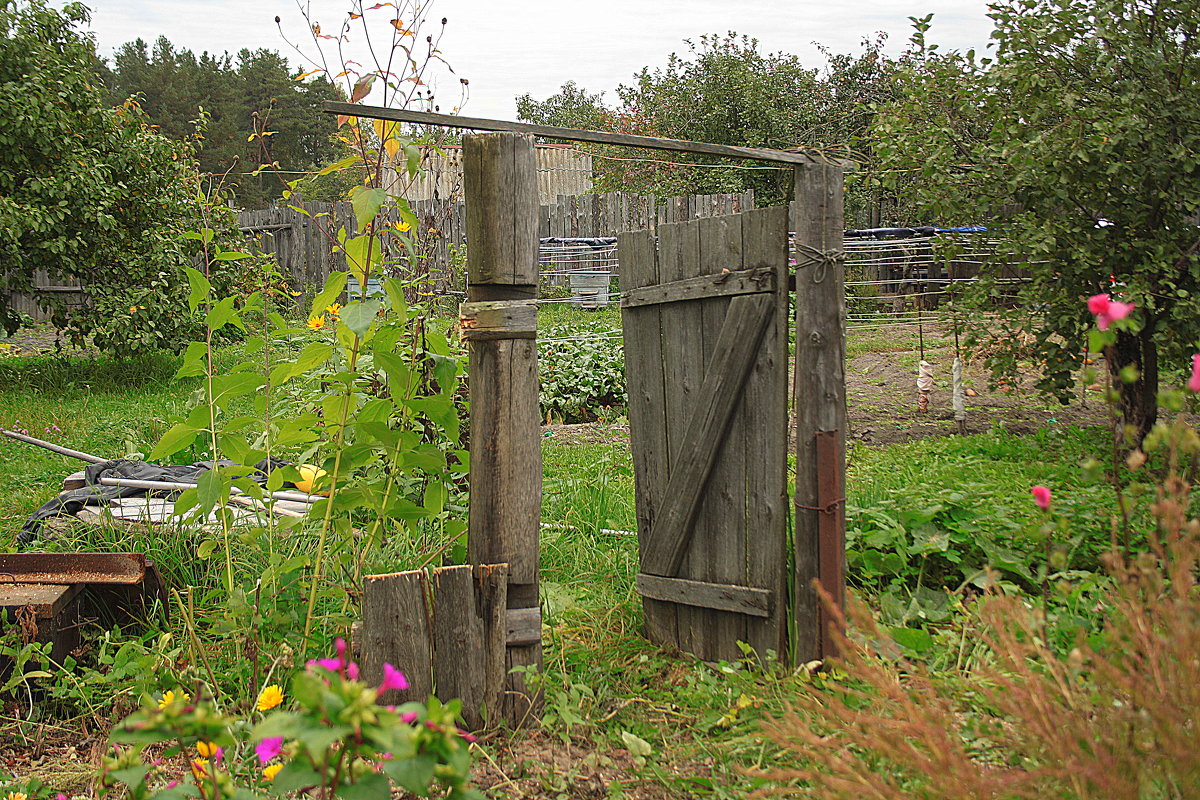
top-left (102, 642), bottom-right (480, 799)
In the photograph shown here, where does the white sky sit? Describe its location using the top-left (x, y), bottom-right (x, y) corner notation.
top-left (80, 0), bottom-right (996, 120)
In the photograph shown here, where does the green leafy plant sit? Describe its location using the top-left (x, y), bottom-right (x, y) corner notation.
top-left (102, 641), bottom-right (480, 799)
top-left (539, 325), bottom-right (626, 423)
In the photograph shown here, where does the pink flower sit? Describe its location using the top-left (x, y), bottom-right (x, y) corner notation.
top-left (1031, 485), bottom-right (1052, 511)
top-left (1088, 293), bottom-right (1135, 331)
top-left (164, 782), bottom-right (178, 791)
top-left (379, 663), bottom-right (410, 694)
top-left (256, 736), bottom-right (284, 765)
top-left (1188, 354), bottom-right (1200, 393)
top-left (335, 637), bottom-right (347, 662)
top-left (307, 658), bottom-right (342, 673)
top-left (401, 711), bottom-right (418, 724)
top-left (347, 661), bottom-right (360, 680)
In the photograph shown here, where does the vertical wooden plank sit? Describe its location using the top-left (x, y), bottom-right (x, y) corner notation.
top-left (463, 132), bottom-right (542, 725)
top-left (430, 564), bottom-right (508, 730)
top-left (619, 229), bottom-right (674, 646)
top-left (792, 164), bottom-right (847, 664)
top-left (432, 566), bottom-right (483, 726)
top-left (741, 206), bottom-right (790, 661)
top-left (657, 217), bottom-right (702, 656)
top-left (694, 214), bottom-right (747, 662)
top-left (474, 563), bottom-right (509, 729)
top-left (362, 570), bottom-right (432, 705)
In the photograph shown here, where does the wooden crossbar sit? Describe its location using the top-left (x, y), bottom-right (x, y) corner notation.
top-left (322, 101), bottom-right (854, 167)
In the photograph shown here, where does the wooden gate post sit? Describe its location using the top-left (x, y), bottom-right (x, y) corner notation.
top-left (792, 162), bottom-right (847, 663)
top-left (461, 132), bottom-right (542, 724)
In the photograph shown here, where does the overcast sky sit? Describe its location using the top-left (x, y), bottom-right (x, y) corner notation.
top-left (81, 0), bottom-right (996, 120)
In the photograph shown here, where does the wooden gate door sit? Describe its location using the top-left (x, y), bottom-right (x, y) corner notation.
top-left (619, 206), bottom-right (789, 662)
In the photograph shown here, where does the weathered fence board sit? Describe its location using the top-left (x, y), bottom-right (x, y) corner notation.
top-left (792, 164), bottom-right (848, 662)
top-left (361, 570), bottom-right (433, 704)
top-left (361, 564), bottom-right (509, 730)
top-left (620, 205), bottom-right (790, 663)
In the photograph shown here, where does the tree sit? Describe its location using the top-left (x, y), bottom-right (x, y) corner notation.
top-left (104, 36), bottom-right (344, 208)
top-left (517, 34), bottom-right (841, 204)
top-left (0, 0), bottom-right (236, 352)
top-left (872, 0), bottom-right (1200, 439)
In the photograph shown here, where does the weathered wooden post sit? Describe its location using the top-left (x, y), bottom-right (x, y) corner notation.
top-left (792, 162), bottom-right (847, 662)
top-left (460, 132), bottom-right (542, 724)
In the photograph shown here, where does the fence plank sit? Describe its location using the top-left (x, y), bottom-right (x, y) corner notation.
top-left (361, 570), bottom-right (432, 705)
top-left (741, 205), bottom-right (791, 660)
top-left (618, 228), bottom-right (675, 646)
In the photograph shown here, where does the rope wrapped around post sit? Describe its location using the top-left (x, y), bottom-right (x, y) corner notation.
top-left (793, 242), bottom-right (846, 285)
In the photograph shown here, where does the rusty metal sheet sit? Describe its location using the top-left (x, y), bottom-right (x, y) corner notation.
top-left (0, 552), bottom-right (146, 585)
top-left (0, 582), bottom-right (83, 618)
top-left (815, 429), bottom-right (846, 659)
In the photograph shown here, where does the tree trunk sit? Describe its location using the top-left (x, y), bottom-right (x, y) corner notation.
top-left (1108, 323), bottom-right (1159, 443)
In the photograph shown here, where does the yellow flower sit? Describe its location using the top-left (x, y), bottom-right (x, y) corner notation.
top-left (196, 741), bottom-right (219, 758)
top-left (256, 684), bottom-right (284, 711)
top-left (157, 689), bottom-right (190, 709)
top-left (7, 792), bottom-right (28, 800)
top-left (190, 758), bottom-right (209, 781)
top-left (394, 221), bottom-right (411, 233)
top-left (325, 303), bottom-right (342, 317)
top-left (129, 306), bottom-right (138, 313)
top-left (289, 290), bottom-right (302, 297)
top-left (307, 314), bottom-right (325, 331)
top-left (262, 763), bottom-right (283, 782)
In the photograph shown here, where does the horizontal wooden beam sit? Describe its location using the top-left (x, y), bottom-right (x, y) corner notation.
top-left (505, 607), bottom-right (541, 646)
top-left (635, 573), bottom-right (772, 618)
top-left (459, 300), bottom-right (537, 341)
top-left (323, 101), bottom-right (852, 167)
top-left (621, 267), bottom-right (776, 309)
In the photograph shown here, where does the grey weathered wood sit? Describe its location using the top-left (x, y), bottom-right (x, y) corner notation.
top-left (792, 164), bottom-right (847, 663)
top-left (362, 570), bottom-right (433, 704)
top-left (639, 292), bottom-right (775, 578)
top-left (458, 300), bottom-right (537, 341)
top-left (430, 564), bottom-right (507, 731)
top-left (618, 228), bottom-right (676, 648)
top-left (432, 566), bottom-right (483, 725)
top-left (505, 607), bottom-right (541, 646)
top-left (463, 132), bottom-right (542, 726)
top-left (475, 564), bottom-right (509, 729)
top-left (324, 101), bottom-right (846, 166)
top-left (635, 573), bottom-right (773, 618)
top-left (741, 206), bottom-right (791, 660)
top-left (696, 213), bottom-right (746, 661)
top-left (622, 208), bottom-right (790, 664)
top-left (620, 267), bottom-right (776, 309)
top-left (63, 471), bottom-right (86, 491)
top-left (464, 134), bottom-right (539, 287)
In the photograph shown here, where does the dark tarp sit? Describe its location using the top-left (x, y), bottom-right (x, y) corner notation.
top-left (19, 458), bottom-right (293, 546)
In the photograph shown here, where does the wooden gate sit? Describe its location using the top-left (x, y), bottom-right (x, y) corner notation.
top-left (619, 206), bottom-right (790, 662)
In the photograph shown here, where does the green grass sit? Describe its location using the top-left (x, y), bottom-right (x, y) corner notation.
top-left (0, 327), bottom-right (1149, 797)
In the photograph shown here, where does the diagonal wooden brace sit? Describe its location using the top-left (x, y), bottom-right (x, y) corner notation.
top-left (640, 291), bottom-right (775, 577)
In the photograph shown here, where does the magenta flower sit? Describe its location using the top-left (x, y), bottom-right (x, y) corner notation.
top-left (1088, 293), bottom-right (1135, 331)
top-left (379, 663), bottom-right (410, 694)
top-left (347, 661), bottom-right (360, 680)
top-left (1031, 485), bottom-right (1052, 511)
top-left (307, 658), bottom-right (342, 673)
top-left (401, 710), bottom-right (418, 724)
top-left (1188, 354), bottom-right (1200, 393)
top-left (256, 736), bottom-right (284, 765)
